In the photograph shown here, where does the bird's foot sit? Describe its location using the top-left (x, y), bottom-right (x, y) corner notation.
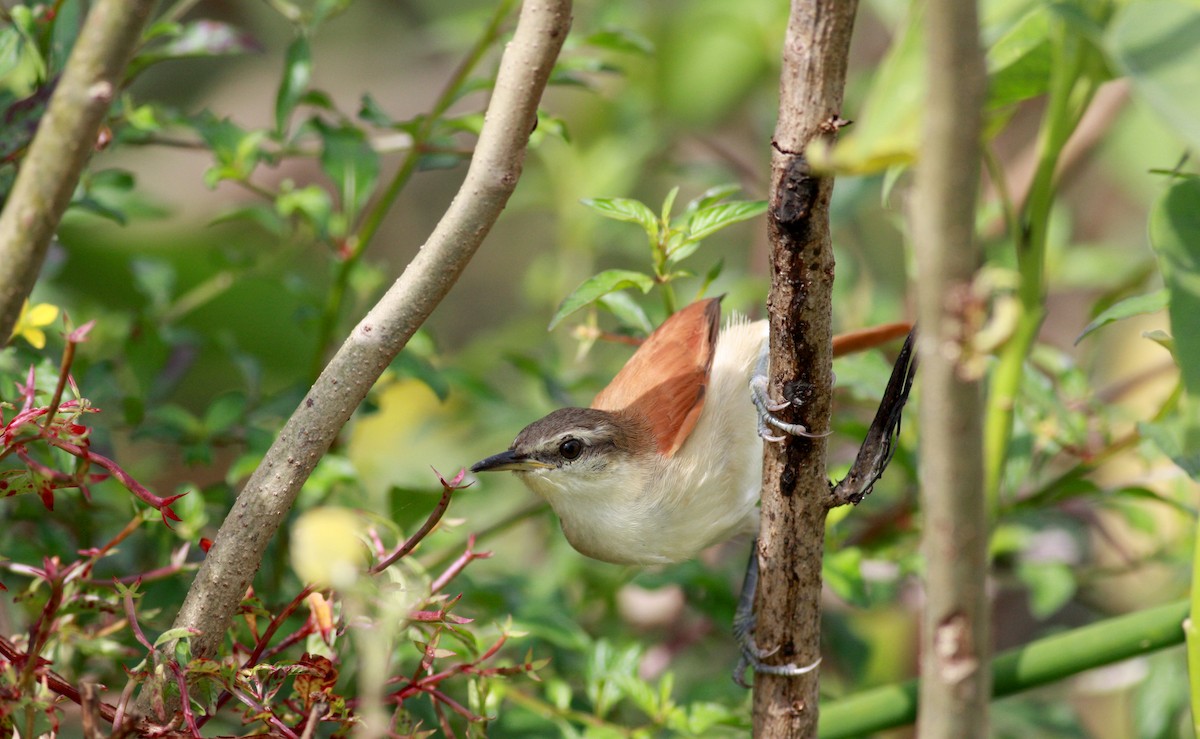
top-left (749, 374), bottom-right (832, 442)
top-left (732, 542), bottom-right (821, 687)
top-left (733, 620), bottom-right (822, 687)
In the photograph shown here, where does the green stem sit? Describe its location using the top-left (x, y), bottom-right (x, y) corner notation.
top-left (982, 18), bottom-right (1099, 510)
top-left (307, 0), bottom-right (519, 380)
top-left (1188, 521), bottom-right (1200, 736)
top-left (819, 600), bottom-right (1190, 738)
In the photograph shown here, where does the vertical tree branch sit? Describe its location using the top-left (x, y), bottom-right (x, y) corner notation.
top-left (153, 0), bottom-right (571, 686)
top-left (0, 0), bottom-right (157, 341)
top-left (755, 1), bottom-right (857, 735)
top-left (912, 0), bottom-right (989, 736)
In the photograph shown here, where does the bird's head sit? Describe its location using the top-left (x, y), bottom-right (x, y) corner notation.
top-left (471, 407), bottom-right (655, 495)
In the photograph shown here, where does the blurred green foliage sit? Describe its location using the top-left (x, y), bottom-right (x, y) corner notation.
top-left (1, 0), bottom-right (1199, 736)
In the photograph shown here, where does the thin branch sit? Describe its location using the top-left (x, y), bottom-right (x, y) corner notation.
top-left (754, 1), bottom-right (858, 735)
top-left (820, 599), bottom-right (1188, 738)
top-left (0, 0), bottom-right (157, 340)
top-left (911, 0), bottom-right (989, 735)
top-left (147, 0), bottom-right (572, 709)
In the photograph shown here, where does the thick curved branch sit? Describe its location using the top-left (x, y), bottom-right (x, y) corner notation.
top-left (0, 0), bottom-right (156, 341)
top-left (160, 0), bottom-right (571, 670)
top-left (912, 0), bottom-right (989, 736)
top-left (754, 1), bottom-right (858, 735)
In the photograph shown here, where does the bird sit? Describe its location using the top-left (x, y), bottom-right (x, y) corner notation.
top-left (470, 297), bottom-right (911, 566)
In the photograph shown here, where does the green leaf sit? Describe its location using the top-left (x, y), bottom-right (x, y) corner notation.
top-left (1075, 289), bottom-right (1168, 344)
top-left (191, 114), bottom-right (268, 186)
top-left (685, 200), bottom-right (766, 242)
top-left (1017, 561), bottom-right (1077, 619)
top-left (823, 547), bottom-right (869, 608)
top-left (809, 6), bottom-right (923, 174)
top-left (357, 93), bottom-right (395, 127)
top-left (1139, 392), bottom-right (1200, 480)
top-left (1149, 178), bottom-right (1200, 394)
top-left (275, 36), bottom-right (311, 135)
top-left (987, 4), bottom-right (1053, 109)
top-left (1107, 0), bottom-right (1200, 152)
top-left (0, 25), bottom-right (24, 82)
top-left (203, 393), bottom-right (246, 435)
top-left (581, 197), bottom-right (659, 243)
top-left (583, 28), bottom-right (654, 55)
top-left (275, 182), bottom-right (333, 234)
top-left (149, 404), bottom-right (203, 438)
top-left (597, 291), bottom-right (652, 335)
top-left (683, 183), bottom-right (741, 216)
top-left (660, 186), bottom-right (679, 225)
top-left (153, 627), bottom-right (197, 649)
top-left (549, 270), bottom-right (655, 330)
top-left (530, 111), bottom-right (570, 145)
top-left (698, 258), bottom-right (724, 296)
top-left (393, 351), bottom-right (450, 402)
top-left (313, 120), bottom-right (380, 221)
top-left (130, 259), bottom-right (176, 310)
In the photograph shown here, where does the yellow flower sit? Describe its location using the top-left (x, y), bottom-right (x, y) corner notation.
top-left (290, 507), bottom-right (368, 588)
top-left (9, 301), bottom-right (59, 349)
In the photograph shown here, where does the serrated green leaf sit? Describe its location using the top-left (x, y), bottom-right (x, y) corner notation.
top-left (1075, 289), bottom-right (1168, 345)
top-left (1149, 179), bottom-right (1200, 394)
top-left (275, 37), bottom-right (311, 135)
top-left (684, 184), bottom-right (742, 217)
top-left (549, 270), bottom-right (655, 329)
top-left (581, 197), bottom-right (659, 242)
top-left (683, 200), bottom-right (766, 243)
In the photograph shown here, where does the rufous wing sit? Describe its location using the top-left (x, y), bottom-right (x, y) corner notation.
top-left (591, 298), bottom-right (721, 457)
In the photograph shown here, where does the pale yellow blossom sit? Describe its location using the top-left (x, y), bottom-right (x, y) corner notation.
top-left (9, 301), bottom-right (59, 349)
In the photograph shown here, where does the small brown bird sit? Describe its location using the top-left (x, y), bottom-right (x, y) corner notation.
top-left (471, 298), bottom-right (910, 565)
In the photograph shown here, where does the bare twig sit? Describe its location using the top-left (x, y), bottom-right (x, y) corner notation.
top-left (911, 0), bottom-right (990, 736)
top-left (145, 0), bottom-right (572, 713)
top-left (0, 0), bottom-right (157, 340)
top-left (755, 1), bottom-right (858, 735)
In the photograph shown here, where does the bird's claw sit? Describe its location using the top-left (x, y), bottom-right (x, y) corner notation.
top-left (733, 629), bottom-right (822, 687)
top-left (750, 374), bottom-right (831, 441)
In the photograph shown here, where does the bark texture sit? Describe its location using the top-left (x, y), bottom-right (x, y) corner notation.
top-left (754, 1), bottom-right (858, 735)
top-left (0, 0), bottom-right (156, 340)
top-left (152, 0), bottom-right (572, 694)
top-left (912, 0), bottom-right (990, 736)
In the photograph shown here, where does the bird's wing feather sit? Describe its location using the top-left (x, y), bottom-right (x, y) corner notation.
top-left (591, 298), bottom-right (720, 457)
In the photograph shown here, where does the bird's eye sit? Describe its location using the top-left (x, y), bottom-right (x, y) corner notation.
top-left (559, 438), bottom-right (583, 460)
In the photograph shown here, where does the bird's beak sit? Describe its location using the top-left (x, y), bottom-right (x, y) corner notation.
top-left (470, 450), bottom-right (552, 473)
